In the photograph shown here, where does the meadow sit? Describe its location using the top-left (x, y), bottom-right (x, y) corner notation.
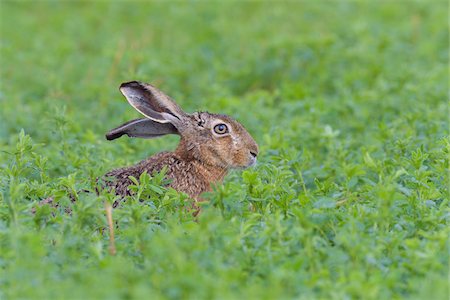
top-left (0, 2), bottom-right (448, 299)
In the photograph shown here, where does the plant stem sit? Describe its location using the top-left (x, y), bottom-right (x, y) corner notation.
top-left (105, 202), bottom-right (116, 256)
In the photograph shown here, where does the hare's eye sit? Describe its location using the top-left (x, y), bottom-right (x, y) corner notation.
top-left (213, 123), bottom-right (228, 135)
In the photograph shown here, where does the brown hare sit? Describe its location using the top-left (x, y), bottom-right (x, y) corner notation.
top-left (103, 81), bottom-right (259, 207)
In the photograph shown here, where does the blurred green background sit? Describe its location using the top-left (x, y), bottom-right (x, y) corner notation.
top-left (0, 1), bottom-right (448, 299)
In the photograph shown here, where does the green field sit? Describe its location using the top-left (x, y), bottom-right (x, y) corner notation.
top-left (0, 2), bottom-right (448, 299)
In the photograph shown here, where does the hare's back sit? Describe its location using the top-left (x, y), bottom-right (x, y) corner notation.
top-left (104, 151), bottom-right (209, 200)
top-left (103, 151), bottom-right (172, 197)
top-left (138, 152), bottom-right (210, 199)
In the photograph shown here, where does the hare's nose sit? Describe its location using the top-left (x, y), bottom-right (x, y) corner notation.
top-left (250, 150), bottom-right (258, 158)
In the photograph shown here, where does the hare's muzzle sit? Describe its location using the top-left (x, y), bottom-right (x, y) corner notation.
top-left (246, 149), bottom-right (258, 167)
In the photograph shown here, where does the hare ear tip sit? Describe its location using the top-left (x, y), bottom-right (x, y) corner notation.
top-left (120, 81), bottom-right (142, 89)
top-left (105, 132), bottom-right (122, 141)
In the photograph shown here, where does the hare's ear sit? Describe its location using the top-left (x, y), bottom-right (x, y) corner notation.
top-left (106, 118), bottom-right (178, 141)
top-left (119, 81), bottom-right (187, 126)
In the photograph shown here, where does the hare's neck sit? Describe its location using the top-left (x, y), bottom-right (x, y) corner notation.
top-left (175, 139), bottom-right (228, 183)
top-left (192, 160), bottom-right (228, 184)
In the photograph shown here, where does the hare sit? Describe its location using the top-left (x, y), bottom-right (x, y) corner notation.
top-left (103, 81), bottom-right (259, 207)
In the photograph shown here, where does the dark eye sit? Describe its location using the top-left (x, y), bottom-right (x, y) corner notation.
top-left (213, 123), bottom-right (228, 135)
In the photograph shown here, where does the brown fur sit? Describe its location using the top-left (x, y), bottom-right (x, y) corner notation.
top-left (104, 151), bottom-right (226, 203)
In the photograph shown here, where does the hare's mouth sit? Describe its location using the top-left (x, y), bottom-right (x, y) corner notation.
top-left (241, 155), bottom-right (257, 169)
top-left (233, 158), bottom-right (256, 170)
top-left (247, 157), bottom-right (257, 167)
top-left (248, 150), bottom-right (258, 167)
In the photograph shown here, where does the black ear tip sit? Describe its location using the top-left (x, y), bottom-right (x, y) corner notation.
top-left (120, 81), bottom-right (142, 90)
top-left (105, 131), bottom-right (124, 141)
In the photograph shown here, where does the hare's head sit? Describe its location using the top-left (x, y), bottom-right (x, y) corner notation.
top-left (106, 81), bottom-right (258, 169)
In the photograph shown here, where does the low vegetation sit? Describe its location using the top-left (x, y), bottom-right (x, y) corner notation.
top-left (0, 2), bottom-right (448, 299)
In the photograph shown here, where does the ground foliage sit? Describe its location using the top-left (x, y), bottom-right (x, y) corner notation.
top-left (0, 1), bottom-right (448, 299)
